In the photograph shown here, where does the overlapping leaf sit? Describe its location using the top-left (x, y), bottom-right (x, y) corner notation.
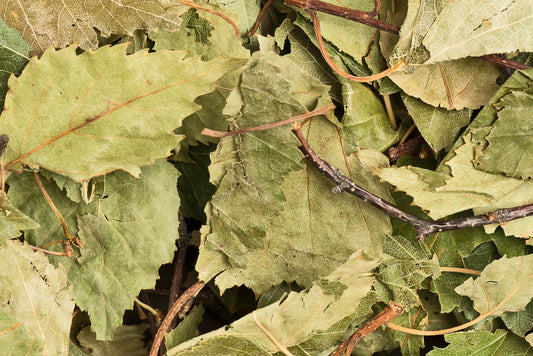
top-left (0, 0), bottom-right (187, 54)
top-left (196, 44), bottom-right (392, 294)
top-left (477, 89), bottom-right (533, 179)
top-left (389, 0), bottom-right (533, 65)
top-left (211, 0), bottom-right (261, 34)
top-left (0, 17), bottom-right (31, 106)
top-left (390, 307), bottom-right (426, 355)
top-left (0, 306), bottom-right (43, 354)
top-left (274, 18), bottom-right (343, 103)
top-left (455, 255), bottom-right (533, 318)
top-left (149, 6), bottom-right (249, 160)
top-left (0, 44), bottom-right (245, 182)
top-left (422, 0), bottom-right (533, 64)
top-left (501, 300), bottom-right (533, 338)
top-left (0, 190), bottom-right (39, 240)
top-left (382, 0), bottom-right (501, 109)
top-left (428, 330), bottom-right (533, 355)
top-left (7, 160), bottom-right (181, 340)
top-left (77, 323), bottom-right (149, 356)
top-left (150, 6), bottom-right (249, 61)
top-left (374, 235), bottom-right (440, 307)
top-left (402, 95), bottom-right (471, 152)
top-left (166, 305), bottom-right (205, 349)
top-left (291, 0), bottom-right (377, 64)
top-left (168, 250), bottom-right (378, 355)
top-left (428, 226), bottom-right (522, 313)
top-left (375, 133), bottom-right (528, 219)
top-left (0, 240), bottom-right (74, 355)
top-left (341, 80), bottom-right (401, 153)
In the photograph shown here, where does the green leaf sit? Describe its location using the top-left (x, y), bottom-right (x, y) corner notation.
top-left (148, 5), bottom-right (249, 160)
top-left (388, 58), bottom-right (500, 110)
top-left (150, 6), bottom-right (249, 61)
top-left (294, 291), bottom-right (396, 355)
top-left (292, 0), bottom-right (377, 64)
top-left (428, 226), bottom-right (504, 312)
top-left (428, 330), bottom-right (533, 355)
top-left (477, 90), bottom-right (533, 179)
top-left (0, 190), bottom-right (39, 240)
top-left (274, 18), bottom-right (342, 103)
top-left (374, 133), bottom-right (531, 221)
top-left (0, 240), bottom-right (74, 355)
top-left (210, 0), bottom-right (261, 34)
top-left (403, 95), bottom-right (471, 152)
top-left (374, 235), bottom-right (440, 307)
top-left (455, 255), bottom-right (533, 317)
top-left (198, 104), bottom-right (391, 293)
top-left (341, 80), bottom-right (401, 153)
top-left (382, 0), bottom-right (501, 110)
top-left (501, 299), bottom-right (533, 337)
top-left (174, 67), bottom-right (246, 161)
top-left (0, 305), bottom-right (44, 354)
top-left (170, 335), bottom-right (270, 356)
top-left (0, 17), bottom-right (31, 107)
top-left (527, 334), bottom-right (533, 347)
top-left (388, 0), bottom-right (533, 66)
top-left (0, 44), bottom-right (244, 182)
top-left (0, 1), bottom-right (187, 53)
top-left (166, 304), bottom-right (205, 349)
top-left (197, 47), bottom-right (391, 294)
top-left (390, 306), bottom-right (426, 355)
top-left (8, 160), bottom-right (180, 340)
top-left (168, 250), bottom-right (378, 355)
top-left (76, 323), bottom-right (149, 356)
top-left (422, 0), bottom-right (533, 64)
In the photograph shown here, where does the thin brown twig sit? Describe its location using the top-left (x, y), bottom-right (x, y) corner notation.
top-left (139, 291), bottom-right (162, 353)
top-left (292, 122), bottom-right (533, 239)
top-left (169, 212), bottom-right (190, 329)
top-left (33, 172), bottom-right (83, 247)
top-left (480, 54), bottom-right (532, 70)
top-left (306, 9), bottom-right (405, 82)
top-left (330, 301), bottom-right (403, 356)
top-left (0, 134), bottom-right (9, 191)
top-left (247, 0), bottom-right (276, 37)
top-left (149, 280), bottom-right (206, 356)
top-left (284, 0), bottom-right (531, 71)
top-left (201, 104), bottom-right (334, 137)
top-left (285, 0), bottom-right (400, 33)
top-left (387, 136), bottom-right (424, 161)
top-left (173, 0), bottom-right (241, 38)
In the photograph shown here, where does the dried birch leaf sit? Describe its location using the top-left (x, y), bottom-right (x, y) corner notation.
top-left (0, 17), bottom-right (31, 106)
top-left (196, 49), bottom-right (391, 294)
top-left (455, 255), bottom-right (533, 317)
top-left (7, 160), bottom-right (180, 340)
top-left (428, 330), bottom-right (533, 355)
top-left (0, 190), bottom-right (39, 240)
top-left (169, 250), bottom-right (377, 355)
top-left (0, 240), bottom-right (74, 355)
top-left (0, 0), bottom-right (187, 54)
top-left (0, 44), bottom-right (244, 181)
